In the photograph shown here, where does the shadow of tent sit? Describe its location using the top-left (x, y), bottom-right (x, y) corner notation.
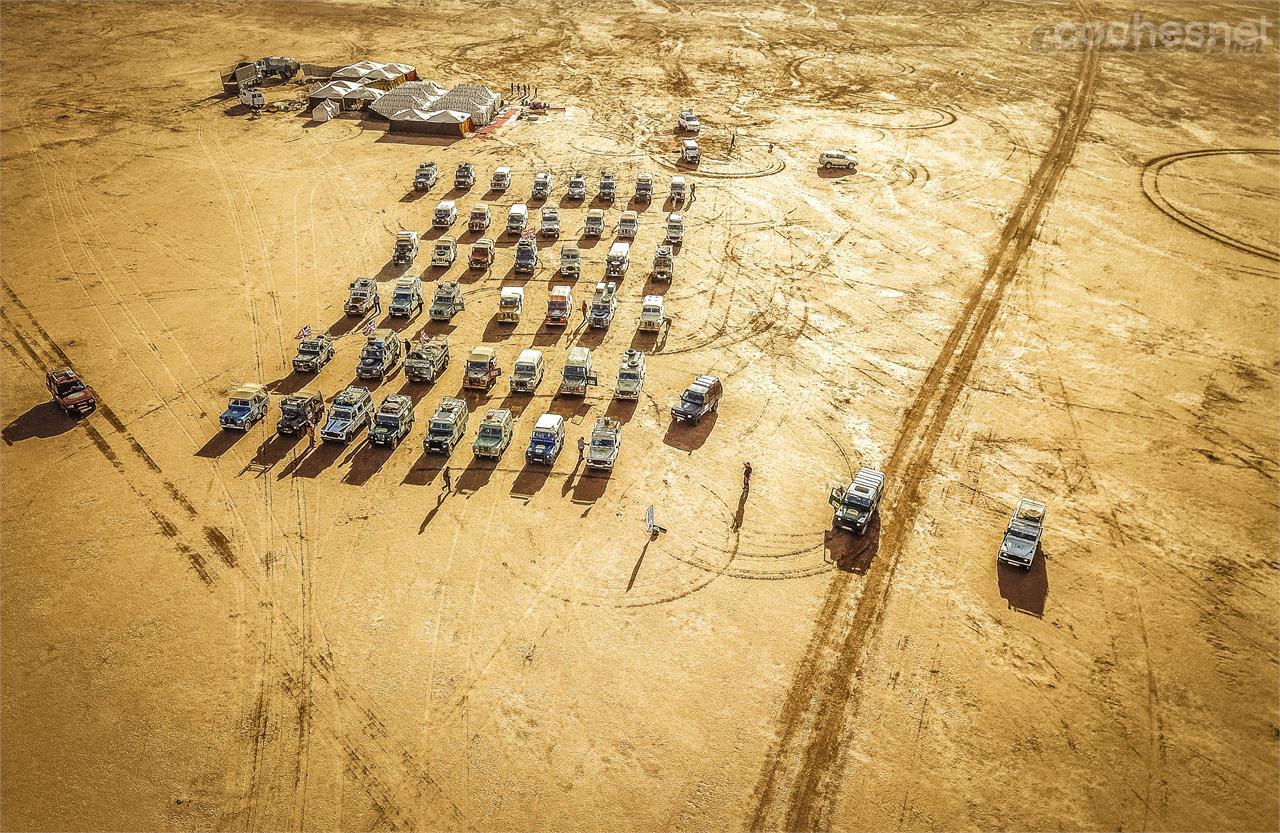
top-left (998, 548), bottom-right (1049, 617)
top-left (2, 401), bottom-right (77, 444)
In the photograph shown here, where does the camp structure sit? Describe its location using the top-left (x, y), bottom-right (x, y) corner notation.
top-left (368, 80), bottom-right (446, 120)
top-left (306, 80), bottom-right (385, 111)
top-left (429, 84), bottom-right (502, 126)
top-left (331, 60), bottom-right (417, 90)
top-left (386, 108), bottom-right (474, 136)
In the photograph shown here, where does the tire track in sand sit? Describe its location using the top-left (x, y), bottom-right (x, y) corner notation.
top-left (747, 40), bottom-right (1100, 833)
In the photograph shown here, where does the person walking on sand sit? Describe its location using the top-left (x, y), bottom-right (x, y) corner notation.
top-left (577, 435), bottom-right (586, 461)
top-left (372, 289), bottom-right (382, 317)
top-left (743, 461), bottom-right (752, 491)
top-left (688, 182), bottom-right (696, 205)
top-left (442, 465), bottom-right (453, 493)
top-left (581, 299), bottom-right (588, 321)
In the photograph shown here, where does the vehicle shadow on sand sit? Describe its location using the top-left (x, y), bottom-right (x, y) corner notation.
top-left (823, 515), bottom-right (881, 575)
top-left (998, 547), bottom-right (1049, 617)
top-left (276, 439), bottom-right (344, 479)
top-left (2, 402), bottom-right (78, 444)
top-left (195, 427), bottom-right (255, 458)
top-left (663, 411), bottom-right (717, 452)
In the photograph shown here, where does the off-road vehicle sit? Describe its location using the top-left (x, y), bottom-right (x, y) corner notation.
top-left (429, 281), bottom-right (465, 321)
top-left (292, 333), bottom-right (335, 372)
top-left (389, 276), bottom-right (424, 318)
top-left (220, 383), bottom-right (269, 431)
top-left (526, 413), bottom-right (565, 465)
top-left (276, 388), bottom-right (324, 435)
top-left (345, 278), bottom-right (379, 316)
top-left (828, 468), bottom-right (885, 535)
top-left (368, 393), bottom-right (416, 448)
top-left (423, 398), bottom-right (468, 454)
top-left (670, 374), bottom-right (722, 424)
top-left (472, 408), bottom-right (514, 459)
top-left (355, 329), bottom-right (403, 381)
top-left (405, 335), bottom-right (450, 383)
top-left (321, 386), bottom-right (373, 443)
top-left (46, 367), bottom-right (97, 415)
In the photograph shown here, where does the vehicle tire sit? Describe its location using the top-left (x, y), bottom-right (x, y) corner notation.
top-left (822, 161), bottom-right (830, 169)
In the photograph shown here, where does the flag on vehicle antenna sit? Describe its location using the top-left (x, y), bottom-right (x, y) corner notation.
top-left (361, 318), bottom-right (377, 336)
top-left (294, 324), bottom-right (312, 340)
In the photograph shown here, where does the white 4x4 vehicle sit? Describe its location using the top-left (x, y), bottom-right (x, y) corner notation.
top-left (819, 150), bottom-right (858, 170)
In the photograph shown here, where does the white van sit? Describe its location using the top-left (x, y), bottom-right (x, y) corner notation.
top-left (605, 241), bottom-right (630, 278)
top-left (491, 166), bottom-right (512, 190)
top-left (506, 203), bottom-right (528, 235)
top-left (511, 348), bottom-right (545, 393)
top-left (665, 213), bottom-right (685, 244)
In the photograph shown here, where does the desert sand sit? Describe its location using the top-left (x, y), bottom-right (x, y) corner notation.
top-left (2, 1), bottom-right (1277, 830)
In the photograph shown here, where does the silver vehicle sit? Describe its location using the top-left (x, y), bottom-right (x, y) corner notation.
top-left (998, 499), bottom-right (1046, 569)
top-left (559, 345), bottom-right (598, 396)
top-left (560, 245), bottom-right (581, 278)
top-left (638, 295), bottom-right (665, 331)
top-left (491, 166), bottom-right (512, 191)
top-left (433, 199), bottom-right (457, 229)
top-left (413, 161), bottom-right (438, 191)
top-left (585, 417), bottom-right (622, 471)
top-left (532, 171), bottom-right (553, 200)
top-left (540, 206), bottom-right (560, 238)
top-left (455, 162), bottom-right (476, 189)
top-left (510, 348), bottom-right (545, 393)
top-left (680, 139), bottom-right (700, 165)
top-left (618, 210), bottom-right (639, 239)
top-left (355, 329), bottom-right (403, 381)
top-left (670, 176), bottom-right (687, 204)
top-left (651, 244), bottom-right (674, 281)
top-left (665, 213), bottom-right (685, 244)
top-left (819, 149), bottom-right (858, 170)
top-left (828, 468), bottom-right (885, 535)
top-left (614, 349), bottom-right (646, 399)
top-left (605, 241), bottom-right (630, 278)
top-left (634, 172), bottom-right (654, 202)
top-left (388, 275), bottom-right (424, 318)
top-left (320, 386), bottom-right (374, 443)
top-left (431, 237), bottom-right (457, 267)
top-left (567, 173), bottom-right (587, 200)
top-left (584, 209), bottom-right (606, 237)
top-left (345, 278), bottom-right (379, 316)
top-left (588, 281), bottom-right (618, 328)
top-left (677, 110), bottom-right (701, 132)
top-left (598, 171), bottom-right (617, 202)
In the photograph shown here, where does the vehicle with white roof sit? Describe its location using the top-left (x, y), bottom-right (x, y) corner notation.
top-left (498, 286), bottom-right (524, 323)
top-left (681, 138), bottom-right (700, 165)
top-left (588, 281), bottom-right (618, 328)
top-left (525, 413), bottom-right (565, 465)
top-left (392, 231), bottom-right (418, 266)
top-left (433, 199), bottom-right (457, 229)
top-left (510, 349), bottom-right (545, 393)
top-left (560, 245), bottom-right (581, 278)
top-left (584, 208), bottom-right (606, 237)
top-left (472, 408), bottom-right (515, 459)
top-left (540, 206), bottom-right (560, 238)
top-left (490, 166), bottom-right (511, 191)
top-left (634, 172), bottom-right (654, 202)
top-left (605, 241), bottom-right (630, 278)
top-left (677, 110), bottom-right (701, 132)
top-left (545, 285), bottom-right (572, 326)
top-left (559, 346), bottom-right (598, 396)
top-left (670, 176), bottom-right (687, 204)
top-left (431, 237), bottom-right (457, 267)
top-left (532, 171), bottom-right (553, 200)
top-left (506, 203), bottom-right (529, 235)
top-left (665, 213), bottom-right (685, 244)
top-left (638, 295), bottom-right (665, 331)
top-left (828, 468), bottom-right (885, 535)
top-left (618, 210), bottom-right (639, 239)
top-left (388, 275), bottom-right (424, 318)
top-left (819, 149), bottom-right (858, 170)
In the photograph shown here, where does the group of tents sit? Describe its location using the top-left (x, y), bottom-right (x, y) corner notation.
top-left (304, 61), bottom-right (503, 136)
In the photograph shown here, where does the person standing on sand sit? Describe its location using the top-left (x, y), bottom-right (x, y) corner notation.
top-left (442, 465), bottom-right (453, 493)
top-left (577, 436), bottom-right (586, 461)
top-left (305, 419), bottom-right (316, 449)
top-left (743, 461), bottom-right (752, 491)
top-left (688, 182), bottom-right (696, 205)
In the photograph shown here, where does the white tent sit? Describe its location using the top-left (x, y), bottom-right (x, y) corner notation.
top-left (369, 80), bottom-right (446, 120)
top-left (308, 80), bottom-right (384, 110)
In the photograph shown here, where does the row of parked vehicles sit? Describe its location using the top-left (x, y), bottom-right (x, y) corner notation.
top-left (412, 161), bottom-right (695, 206)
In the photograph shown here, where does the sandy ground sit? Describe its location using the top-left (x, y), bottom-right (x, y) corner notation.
top-left (2, 1), bottom-right (1277, 830)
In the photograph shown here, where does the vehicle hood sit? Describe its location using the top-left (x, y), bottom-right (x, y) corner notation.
top-left (222, 404), bottom-right (251, 420)
top-left (1002, 535), bottom-right (1036, 559)
top-left (323, 416), bottom-right (351, 433)
top-left (671, 400), bottom-right (701, 417)
top-left (59, 389), bottom-right (94, 405)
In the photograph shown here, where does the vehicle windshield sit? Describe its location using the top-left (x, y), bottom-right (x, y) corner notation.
top-left (375, 414), bottom-right (400, 427)
top-left (467, 361), bottom-right (492, 374)
top-left (500, 298), bottom-right (519, 307)
top-left (842, 493), bottom-right (873, 510)
top-left (643, 307), bottom-right (662, 316)
top-left (564, 366), bottom-right (586, 380)
top-left (532, 431), bottom-right (555, 441)
top-left (619, 371), bottom-right (640, 382)
top-left (55, 379), bottom-right (85, 395)
top-left (331, 406), bottom-right (353, 420)
top-left (281, 402), bottom-right (306, 416)
top-left (591, 304), bottom-right (609, 313)
top-left (393, 292), bottom-right (412, 303)
top-left (682, 390), bottom-right (705, 405)
top-left (429, 422), bottom-right (452, 435)
top-left (591, 437), bottom-right (614, 448)
top-left (297, 343), bottom-right (320, 355)
top-left (548, 301), bottom-right (567, 311)
top-left (360, 348), bottom-right (383, 362)
top-left (479, 425), bottom-right (503, 439)
top-left (229, 399), bottom-right (251, 410)
top-left (515, 364), bottom-right (535, 376)
top-left (349, 291), bottom-right (369, 301)
top-left (1008, 528), bottom-right (1038, 542)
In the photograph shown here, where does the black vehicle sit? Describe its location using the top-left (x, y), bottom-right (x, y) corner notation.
top-left (368, 394), bottom-right (416, 448)
top-left (277, 389), bottom-right (325, 435)
top-left (292, 333), bottom-right (335, 373)
top-left (670, 374), bottom-right (722, 424)
top-left (423, 398), bottom-right (469, 454)
top-left (514, 238), bottom-right (538, 274)
top-left (356, 329), bottom-right (403, 381)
